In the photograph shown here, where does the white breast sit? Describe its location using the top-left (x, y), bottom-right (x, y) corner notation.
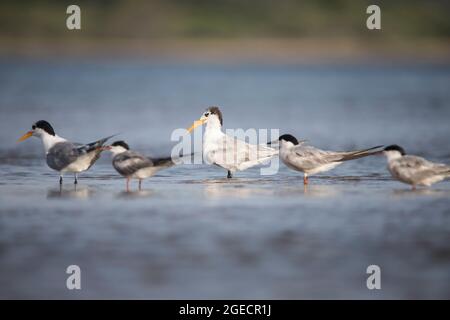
top-left (203, 125), bottom-right (225, 164)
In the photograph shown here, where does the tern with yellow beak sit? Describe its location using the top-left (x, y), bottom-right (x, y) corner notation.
top-left (18, 120), bottom-right (115, 184)
top-left (187, 106), bottom-right (278, 178)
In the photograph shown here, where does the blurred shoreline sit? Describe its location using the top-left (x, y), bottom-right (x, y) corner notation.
top-left (2, 37), bottom-right (450, 65)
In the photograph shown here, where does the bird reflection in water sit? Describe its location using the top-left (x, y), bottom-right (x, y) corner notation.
top-left (116, 189), bottom-right (154, 199)
top-left (286, 184), bottom-right (341, 198)
top-left (203, 183), bottom-right (273, 199)
top-left (47, 185), bottom-right (93, 199)
top-left (202, 178), bottom-right (342, 199)
top-left (391, 188), bottom-right (450, 198)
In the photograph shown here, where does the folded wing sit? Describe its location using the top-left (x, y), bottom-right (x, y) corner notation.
top-left (394, 155), bottom-right (450, 181)
top-left (112, 151), bottom-right (154, 176)
top-left (213, 135), bottom-right (278, 171)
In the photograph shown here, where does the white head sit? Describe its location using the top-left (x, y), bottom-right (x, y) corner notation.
top-left (383, 144), bottom-right (405, 161)
top-left (187, 106), bottom-right (223, 133)
top-left (105, 140), bottom-right (129, 156)
top-left (18, 120), bottom-right (66, 152)
top-left (18, 120), bottom-right (56, 141)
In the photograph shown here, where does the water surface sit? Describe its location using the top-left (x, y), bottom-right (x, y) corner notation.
top-left (1, 59), bottom-right (450, 298)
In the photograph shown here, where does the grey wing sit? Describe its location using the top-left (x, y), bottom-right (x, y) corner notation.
top-left (289, 145), bottom-right (342, 170)
top-left (399, 155), bottom-right (431, 168)
top-left (337, 145), bottom-right (384, 161)
top-left (76, 134), bottom-right (116, 154)
top-left (395, 155), bottom-right (450, 180)
top-left (47, 142), bottom-right (82, 171)
top-left (218, 135), bottom-right (277, 163)
top-left (72, 134), bottom-right (116, 170)
top-left (152, 156), bottom-right (175, 169)
top-left (112, 151), bottom-right (154, 176)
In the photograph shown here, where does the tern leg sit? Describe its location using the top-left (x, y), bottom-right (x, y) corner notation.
top-left (227, 171), bottom-right (232, 179)
top-left (303, 173), bottom-right (309, 185)
top-left (138, 179), bottom-right (142, 190)
top-left (74, 173), bottom-right (78, 185)
top-left (126, 178), bottom-right (130, 192)
top-left (59, 175), bottom-right (63, 185)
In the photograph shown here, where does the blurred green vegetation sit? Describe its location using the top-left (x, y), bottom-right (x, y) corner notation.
top-left (0, 0), bottom-right (449, 40)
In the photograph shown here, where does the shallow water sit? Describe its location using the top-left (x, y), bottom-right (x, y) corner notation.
top-left (1, 59), bottom-right (450, 298)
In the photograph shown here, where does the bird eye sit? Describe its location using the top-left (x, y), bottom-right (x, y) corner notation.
top-left (32, 125), bottom-right (36, 130)
top-left (205, 113), bottom-right (209, 117)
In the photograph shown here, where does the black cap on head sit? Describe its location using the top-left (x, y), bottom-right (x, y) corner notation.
top-left (111, 141), bottom-right (130, 150)
top-left (384, 144), bottom-right (405, 155)
top-left (278, 134), bottom-right (299, 145)
top-left (205, 106), bottom-right (223, 126)
top-left (32, 120), bottom-right (55, 136)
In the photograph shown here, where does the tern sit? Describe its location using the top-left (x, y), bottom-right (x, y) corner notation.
top-left (187, 106), bottom-right (278, 178)
top-left (104, 140), bottom-right (176, 191)
top-left (273, 134), bottom-right (383, 184)
top-left (18, 120), bottom-right (114, 184)
top-left (382, 144), bottom-right (450, 189)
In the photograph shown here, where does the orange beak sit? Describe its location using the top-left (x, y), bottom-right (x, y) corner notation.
top-left (18, 131), bottom-right (33, 142)
top-left (187, 119), bottom-right (206, 133)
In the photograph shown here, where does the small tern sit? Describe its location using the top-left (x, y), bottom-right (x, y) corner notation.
top-left (187, 106), bottom-right (278, 178)
top-left (272, 134), bottom-right (383, 184)
top-left (382, 144), bottom-right (450, 189)
top-left (18, 120), bottom-right (114, 184)
top-left (104, 140), bottom-right (176, 191)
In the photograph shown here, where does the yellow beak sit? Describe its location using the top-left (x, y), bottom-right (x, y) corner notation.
top-left (18, 131), bottom-right (33, 142)
top-left (187, 119), bottom-right (206, 133)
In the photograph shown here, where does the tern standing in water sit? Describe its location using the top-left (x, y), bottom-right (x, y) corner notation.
top-left (273, 134), bottom-right (383, 185)
top-left (382, 145), bottom-right (450, 189)
top-left (18, 120), bottom-right (114, 184)
top-left (104, 141), bottom-right (176, 191)
top-left (187, 106), bottom-right (278, 178)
